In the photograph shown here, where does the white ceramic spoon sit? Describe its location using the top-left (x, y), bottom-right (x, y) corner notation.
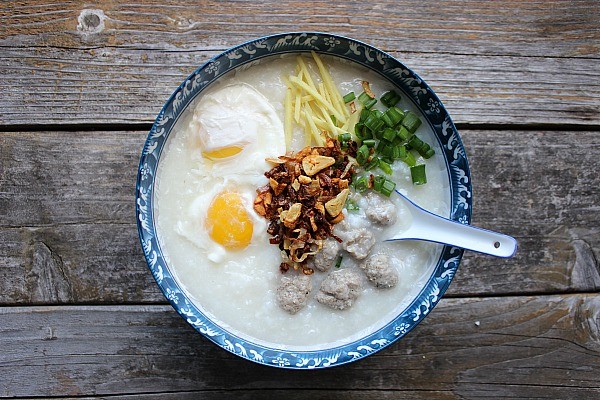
top-left (386, 190), bottom-right (517, 258)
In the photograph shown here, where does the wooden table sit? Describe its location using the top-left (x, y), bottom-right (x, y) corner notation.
top-left (1, 1), bottom-right (599, 398)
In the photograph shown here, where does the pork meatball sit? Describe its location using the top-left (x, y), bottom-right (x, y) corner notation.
top-left (360, 253), bottom-right (398, 289)
top-left (364, 192), bottom-right (397, 225)
top-left (336, 224), bottom-right (375, 260)
top-left (309, 237), bottom-right (341, 272)
top-left (316, 269), bottom-right (362, 310)
top-left (276, 274), bottom-right (312, 314)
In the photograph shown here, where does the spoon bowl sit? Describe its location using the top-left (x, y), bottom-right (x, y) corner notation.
top-left (386, 190), bottom-right (517, 258)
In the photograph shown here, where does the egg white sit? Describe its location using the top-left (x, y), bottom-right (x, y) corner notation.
top-left (189, 82), bottom-right (286, 178)
top-left (177, 82), bottom-right (286, 264)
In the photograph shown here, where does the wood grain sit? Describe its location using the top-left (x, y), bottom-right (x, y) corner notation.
top-left (1, 294), bottom-right (598, 397)
top-left (455, 129), bottom-right (600, 296)
top-left (0, 130), bottom-right (597, 304)
top-left (0, 224), bottom-right (162, 305)
top-left (1, 2), bottom-right (599, 126)
top-left (2, 1), bottom-right (598, 57)
top-left (1, 1), bottom-right (598, 398)
top-left (0, 130), bottom-right (141, 228)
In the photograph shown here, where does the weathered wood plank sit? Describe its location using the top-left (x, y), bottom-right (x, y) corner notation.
top-left (1, 1), bottom-right (599, 126)
top-left (2, 1), bottom-right (598, 57)
top-left (9, 392), bottom-right (459, 400)
top-left (0, 295), bottom-right (598, 397)
top-left (0, 224), bottom-right (163, 304)
top-left (0, 130), bottom-right (598, 303)
top-left (0, 131), bottom-right (141, 228)
top-left (35, 392), bottom-right (589, 400)
top-left (454, 129), bottom-right (600, 296)
top-left (1, 49), bottom-right (599, 127)
top-left (27, 391), bottom-right (458, 400)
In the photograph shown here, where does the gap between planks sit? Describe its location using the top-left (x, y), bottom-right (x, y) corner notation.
top-left (0, 291), bottom-right (598, 310)
top-left (2, 122), bottom-right (600, 134)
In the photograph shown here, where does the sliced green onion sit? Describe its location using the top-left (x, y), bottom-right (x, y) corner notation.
top-left (356, 124), bottom-right (372, 140)
top-left (382, 107), bottom-right (404, 127)
top-left (400, 149), bottom-right (417, 167)
top-left (354, 122), bottom-right (364, 137)
top-left (411, 164), bottom-right (427, 185)
top-left (356, 144), bottom-right (370, 165)
top-left (361, 127), bottom-right (373, 140)
top-left (408, 135), bottom-right (436, 158)
top-left (382, 128), bottom-right (397, 142)
top-left (353, 176), bottom-right (368, 192)
top-left (331, 114), bottom-right (337, 126)
top-left (392, 135), bottom-right (404, 146)
top-left (348, 90), bottom-right (434, 188)
top-left (365, 156), bottom-right (380, 171)
top-left (395, 144), bottom-right (407, 160)
top-left (345, 199), bottom-right (359, 211)
top-left (371, 175), bottom-right (396, 197)
top-left (338, 133), bottom-right (351, 143)
top-left (419, 142), bottom-right (432, 156)
top-left (380, 114), bottom-right (393, 129)
top-left (392, 145), bottom-right (402, 160)
top-left (334, 255), bottom-right (343, 268)
top-left (381, 90), bottom-right (401, 108)
top-left (380, 144), bottom-right (395, 159)
top-left (372, 111), bottom-right (385, 138)
top-left (373, 175), bottom-right (386, 192)
top-left (408, 135), bottom-right (424, 150)
top-left (343, 92), bottom-right (356, 103)
top-left (358, 91), bottom-right (371, 104)
top-left (358, 92), bottom-right (377, 109)
top-left (364, 111), bottom-right (385, 132)
top-left (363, 98), bottom-right (377, 109)
top-left (379, 160), bottom-right (392, 175)
top-left (380, 178), bottom-right (397, 196)
top-left (397, 126), bottom-right (412, 141)
top-left (402, 111), bottom-right (422, 133)
top-left (358, 92), bottom-right (372, 104)
top-left (362, 139), bottom-right (376, 147)
top-left (359, 108), bottom-right (370, 123)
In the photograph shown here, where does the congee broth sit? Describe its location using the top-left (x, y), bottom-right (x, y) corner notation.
top-left (154, 54), bottom-right (450, 348)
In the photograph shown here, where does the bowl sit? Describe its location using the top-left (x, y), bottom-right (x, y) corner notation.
top-left (136, 32), bottom-right (472, 369)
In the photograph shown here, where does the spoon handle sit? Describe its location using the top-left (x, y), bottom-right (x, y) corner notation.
top-left (387, 192), bottom-right (518, 258)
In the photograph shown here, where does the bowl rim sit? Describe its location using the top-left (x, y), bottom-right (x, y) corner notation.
top-left (136, 32), bottom-right (472, 369)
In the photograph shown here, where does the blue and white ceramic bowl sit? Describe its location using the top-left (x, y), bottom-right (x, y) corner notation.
top-left (136, 32), bottom-right (472, 369)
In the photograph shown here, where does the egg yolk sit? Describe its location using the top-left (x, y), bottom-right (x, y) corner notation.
top-left (205, 192), bottom-right (253, 250)
top-left (202, 146), bottom-right (243, 160)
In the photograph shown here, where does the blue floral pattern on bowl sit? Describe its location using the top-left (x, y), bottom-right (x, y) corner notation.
top-left (136, 32), bottom-right (472, 369)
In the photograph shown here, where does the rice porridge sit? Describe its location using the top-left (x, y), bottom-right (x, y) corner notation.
top-left (154, 54), bottom-right (450, 349)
